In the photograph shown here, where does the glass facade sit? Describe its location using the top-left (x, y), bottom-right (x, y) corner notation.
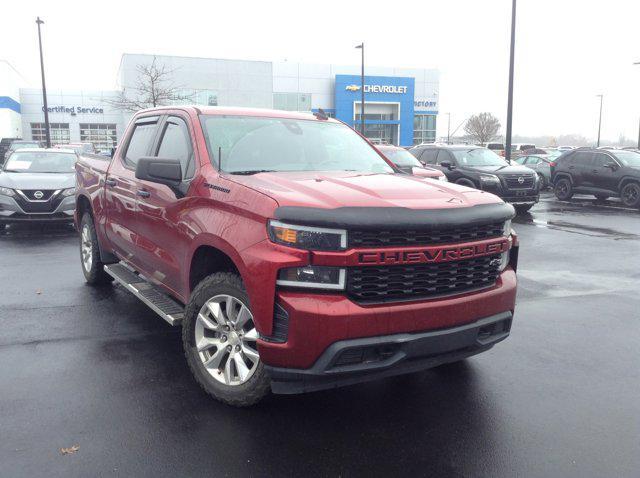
top-left (413, 114), bottom-right (437, 145)
top-left (273, 92), bottom-right (312, 111)
top-left (80, 123), bottom-right (118, 152)
top-left (363, 124), bottom-right (398, 145)
top-left (31, 123), bottom-right (70, 144)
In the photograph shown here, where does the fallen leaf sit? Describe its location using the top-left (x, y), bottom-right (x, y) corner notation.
top-left (60, 445), bottom-right (79, 455)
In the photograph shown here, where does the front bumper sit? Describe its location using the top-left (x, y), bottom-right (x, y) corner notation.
top-left (267, 311), bottom-right (512, 394)
top-left (0, 194), bottom-right (75, 222)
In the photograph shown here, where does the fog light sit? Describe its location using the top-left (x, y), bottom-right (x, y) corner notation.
top-left (277, 266), bottom-right (345, 290)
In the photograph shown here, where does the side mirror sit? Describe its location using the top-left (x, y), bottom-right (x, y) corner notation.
top-left (136, 157), bottom-right (183, 189)
top-left (419, 159), bottom-right (427, 166)
top-left (439, 161), bottom-right (455, 170)
top-left (604, 161), bottom-right (618, 170)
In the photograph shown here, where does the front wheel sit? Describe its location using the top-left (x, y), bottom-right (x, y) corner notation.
top-left (537, 173), bottom-right (547, 190)
top-left (80, 212), bottom-right (113, 285)
top-left (620, 182), bottom-right (640, 208)
top-left (514, 204), bottom-right (534, 214)
top-left (182, 272), bottom-right (270, 407)
top-left (554, 178), bottom-right (573, 200)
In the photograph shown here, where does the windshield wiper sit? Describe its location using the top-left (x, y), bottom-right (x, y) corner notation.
top-left (227, 169), bottom-right (277, 175)
top-left (2, 169), bottom-right (24, 173)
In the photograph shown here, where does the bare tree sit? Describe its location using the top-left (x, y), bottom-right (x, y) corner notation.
top-left (464, 113), bottom-right (501, 144)
top-left (105, 56), bottom-right (191, 112)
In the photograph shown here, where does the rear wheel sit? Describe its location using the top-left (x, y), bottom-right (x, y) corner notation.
top-left (554, 178), bottom-right (573, 200)
top-left (620, 182), bottom-right (640, 208)
top-left (80, 212), bottom-right (113, 285)
top-left (182, 272), bottom-right (270, 407)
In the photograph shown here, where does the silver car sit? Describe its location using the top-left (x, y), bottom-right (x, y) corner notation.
top-left (514, 153), bottom-right (560, 189)
top-left (0, 148), bottom-right (77, 227)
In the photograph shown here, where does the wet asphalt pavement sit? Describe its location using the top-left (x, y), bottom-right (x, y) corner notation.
top-left (1, 192), bottom-right (639, 477)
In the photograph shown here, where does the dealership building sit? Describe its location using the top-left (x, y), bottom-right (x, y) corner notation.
top-left (1, 54), bottom-right (439, 150)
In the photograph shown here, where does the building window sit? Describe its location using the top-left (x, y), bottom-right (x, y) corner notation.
top-left (413, 114), bottom-right (437, 145)
top-left (355, 113), bottom-right (394, 121)
top-left (31, 123), bottom-right (70, 144)
top-left (80, 123), bottom-right (118, 152)
top-left (273, 93), bottom-right (312, 111)
top-left (172, 89), bottom-right (218, 106)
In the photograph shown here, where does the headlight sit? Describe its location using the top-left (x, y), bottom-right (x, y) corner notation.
top-left (0, 186), bottom-right (15, 197)
top-left (437, 174), bottom-right (448, 182)
top-left (277, 266), bottom-right (345, 290)
top-left (480, 174), bottom-right (500, 183)
top-left (61, 187), bottom-right (76, 197)
top-left (268, 220), bottom-right (346, 251)
top-left (503, 219), bottom-right (512, 236)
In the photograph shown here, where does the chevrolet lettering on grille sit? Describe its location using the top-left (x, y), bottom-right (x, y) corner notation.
top-left (357, 239), bottom-right (509, 265)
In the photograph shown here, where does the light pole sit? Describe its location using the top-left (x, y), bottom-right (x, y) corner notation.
top-left (36, 17), bottom-right (51, 148)
top-left (504, 0), bottom-right (517, 163)
top-left (355, 43), bottom-right (365, 136)
top-left (634, 62), bottom-right (639, 148)
top-left (596, 94), bottom-right (603, 147)
top-left (446, 113), bottom-right (451, 144)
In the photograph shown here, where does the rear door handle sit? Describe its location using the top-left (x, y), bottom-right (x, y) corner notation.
top-left (592, 169), bottom-right (599, 174)
top-left (136, 189), bottom-right (151, 198)
top-left (105, 178), bottom-right (117, 187)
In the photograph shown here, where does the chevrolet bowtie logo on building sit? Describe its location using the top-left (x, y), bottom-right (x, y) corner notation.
top-left (345, 84), bottom-right (408, 94)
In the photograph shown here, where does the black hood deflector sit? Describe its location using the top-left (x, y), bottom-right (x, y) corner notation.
top-left (274, 202), bottom-right (515, 231)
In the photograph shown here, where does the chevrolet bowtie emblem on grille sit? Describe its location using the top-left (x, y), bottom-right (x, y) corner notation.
top-left (345, 84), bottom-right (361, 91)
top-left (517, 176), bottom-right (525, 184)
top-left (34, 191), bottom-right (44, 199)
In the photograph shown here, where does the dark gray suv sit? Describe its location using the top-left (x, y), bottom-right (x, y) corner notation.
top-left (410, 144), bottom-right (540, 213)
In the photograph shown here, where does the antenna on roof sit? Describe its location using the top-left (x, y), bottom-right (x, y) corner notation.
top-left (313, 108), bottom-right (329, 121)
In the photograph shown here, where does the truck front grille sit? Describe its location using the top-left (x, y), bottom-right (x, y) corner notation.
top-left (348, 222), bottom-right (504, 248)
top-left (346, 255), bottom-right (501, 303)
top-left (502, 174), bottom-right (535, 189)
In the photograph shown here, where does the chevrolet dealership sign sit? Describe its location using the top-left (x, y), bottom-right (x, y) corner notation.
top-left (345, 84), bottom-right (408, 94)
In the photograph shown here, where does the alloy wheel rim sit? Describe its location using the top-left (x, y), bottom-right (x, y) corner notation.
top-left (81, 224), bottom-right (93, 272)
top-left (195, 294), bottom-right (260, 386)
top-left (623, 185), bottom-right (638, 204)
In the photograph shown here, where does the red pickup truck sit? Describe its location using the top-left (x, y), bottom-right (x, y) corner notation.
top-left (75, 106), bottom-right (518, 406)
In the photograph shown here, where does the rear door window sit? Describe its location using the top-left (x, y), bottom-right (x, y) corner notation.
top-left (124, 117), bottom-right (159, 168)
top-left (420, 149), bottom-right (439, 165)
top-left (572, 151), bottom-right (593, 167)
top-left (156, 116), bottom-right (195, 178)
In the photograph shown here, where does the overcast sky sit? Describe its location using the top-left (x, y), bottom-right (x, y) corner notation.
top-left (3, 0), bottom-right (639, 142)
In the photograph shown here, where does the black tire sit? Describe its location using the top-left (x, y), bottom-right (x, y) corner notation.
top-left (594, 194), bottom-right (609, 201)
top-left (455, 178), bottom-right (477, 189)
top-left (79, 212), bottom-right (113, 285)
top-left (554, 177), bottom-right (573, 200)
top-left (182, 272), bottom-right (270, 407)
top-left (620, 182), bottom-right (640, 208)
top-left (514, 204), bottom-right (534, 214)
top-left (537, 173), bottom-right (547, 190)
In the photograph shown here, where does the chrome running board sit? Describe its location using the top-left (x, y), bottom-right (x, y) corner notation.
top-left (104, 263), bottom-right (184, 326)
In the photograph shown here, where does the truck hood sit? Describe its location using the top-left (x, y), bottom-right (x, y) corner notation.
top-left (0, 171), bottom-right (75, 190)
top-left (227, 171), bottom-right (501, 210)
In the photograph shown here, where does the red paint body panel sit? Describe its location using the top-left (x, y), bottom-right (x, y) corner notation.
top-left (75, 106), bottom-right (518, 371)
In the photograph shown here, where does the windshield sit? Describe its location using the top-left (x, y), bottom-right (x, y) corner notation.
top-left (381, 148), bottom-right (421, 167)
top-left (3, 151), bottom-right (77, 173)
top-left (614, 151), bottom-right (640, 167)
top-left (11, 142), bottom-right (39, 150)
top-left (451, 148), bottom-right (509, 167)
top-left (200, 115), bottom-right (394, 174)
